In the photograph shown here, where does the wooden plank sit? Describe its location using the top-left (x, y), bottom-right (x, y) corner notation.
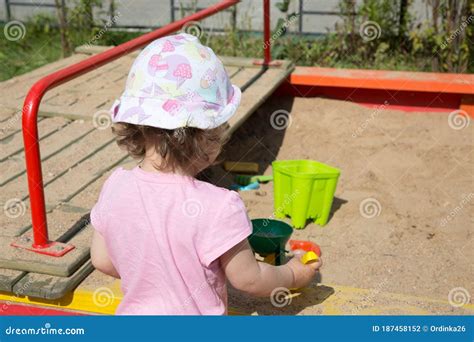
top-left (42, 59), bottom-right (132, 106)
top-left (0, 142), bottom-right (125, 238)
top-left (0, 159), bottom-right (134, 293)
top-left (0, 51), bottom-right (125, 117)
top-left (0, 54), bottom-right (90, 90)
top-left (75, 45), bottom-right (140, 58)
top-left (0, 117), bottom-right (70, 162)
top-left (0, 198), bottom-right (105, 298)
top-left (0, 53), bottom-right (134, 122)
top-left (1, 117), bottom-right (46, 143)
top-left (38, 58), bottom-right (134, 120)
top-left (74, 45), bottom-right (114, 55)
top-left (1, 152), bottom-right (132, 238)
top-left (13, 260), bottom-right (94, 300)
top-left (42, 55), bottom-right (134, 98)
top-left (0, 127), bottom-right (125, 239)
top-left (36, 110), bottom-right (92, 121)
top-left (0, 269), bottom-right (26, 292)
top-left (44, 143), bottom-right (127, 206)
top-left (225, 66), bottom-right (240, 78)
top-left (0, 106), bottom-right (17, 123)
top-left (0, 54), bottom-right (91, 109)
top-left (227, 61), bottom-right (295, 136)
top-left (0, 235), bottom-right (90, 277)
top-left (0, 107), bottom-right (78, 122)
top-left (230, 67), bottom-right (264, 89)
top-left (0, 212), bottom-right (91, 277)
top-left (0, 121), bottom-right (95, 195)
top-left (1, 121), bottom-right (106, 194)
top-left (0, 270), bottom-right (121, 313)
top-left (220, 56), bottom-right (289, 69)
top-left (34, 157), bottom-right (133, 232)
top-left (0, 150), bottom-right (130, 274)
top-left (2, 122), bottom-right (114, 203)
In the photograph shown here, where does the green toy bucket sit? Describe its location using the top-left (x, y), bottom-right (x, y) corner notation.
top-left (272, 160), bottom-right (340, 228)
top-left (248, 219), bottom-right (293, 265)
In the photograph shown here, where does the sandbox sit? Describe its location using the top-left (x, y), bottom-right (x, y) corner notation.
top-left (0, 0), bottom-right (472, 314)
top-left (214, 96), bottom-right (473, 315)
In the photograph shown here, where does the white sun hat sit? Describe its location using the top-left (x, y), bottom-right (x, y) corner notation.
top-left (110, 33), bottom-right (241, 129)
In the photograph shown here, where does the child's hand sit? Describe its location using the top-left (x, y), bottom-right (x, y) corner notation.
top-left (286, 250), bottom-right (322, 288)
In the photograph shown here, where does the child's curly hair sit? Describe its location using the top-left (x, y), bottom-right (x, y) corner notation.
top-left (112, 123), bottom-right (228, 176)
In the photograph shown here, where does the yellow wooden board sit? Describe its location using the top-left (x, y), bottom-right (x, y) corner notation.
top-left (1, 280), bottom-right (472, 315)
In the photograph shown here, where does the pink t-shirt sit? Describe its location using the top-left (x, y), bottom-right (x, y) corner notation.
top-left (90, 166), bottom-right (252, 315)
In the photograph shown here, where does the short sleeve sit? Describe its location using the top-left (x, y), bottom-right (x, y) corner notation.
top-left (197, 191), bottom-right (252, 267)
top-left (90, 169), bottom-right (121, 235)
top-left (90, 202), bottom-right (105, 235)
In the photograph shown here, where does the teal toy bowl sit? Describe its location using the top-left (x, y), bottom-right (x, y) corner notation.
top-left (248, 219), bottom-right (293, 265)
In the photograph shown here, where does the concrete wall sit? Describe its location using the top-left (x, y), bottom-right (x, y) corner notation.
top-left (0, 0), bottom-right (430, 35)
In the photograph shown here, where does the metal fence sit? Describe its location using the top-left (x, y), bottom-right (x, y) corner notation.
top-left (1, 0), bottom-right (428, 35)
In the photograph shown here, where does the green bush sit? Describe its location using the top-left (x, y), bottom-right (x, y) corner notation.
top-left (1, 0), bottom-right (472, 81)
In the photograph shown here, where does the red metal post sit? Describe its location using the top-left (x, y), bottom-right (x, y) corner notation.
top-left (254, 0), bottom-right (280, 67)
top-left (263, 0), bottom-right (271, 65)
top-left (16, 0), bottom-right (239, 256)
top-left (23, 99), bottom-right (48, 248)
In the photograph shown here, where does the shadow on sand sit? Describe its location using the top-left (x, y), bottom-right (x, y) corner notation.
top-left (228, 283), bottom-right (336, 315)
top-left (198, 95), bottom-right (294, 188)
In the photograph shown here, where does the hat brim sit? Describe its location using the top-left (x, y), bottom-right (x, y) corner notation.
top-left (111, 85), bottom-right (241, 130)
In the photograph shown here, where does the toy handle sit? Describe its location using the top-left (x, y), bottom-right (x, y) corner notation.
top-left (300, 251), bottom-right (319, 265)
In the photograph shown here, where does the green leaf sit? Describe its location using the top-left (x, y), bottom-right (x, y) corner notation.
top-left (275, 0), bottom-right (291, 13)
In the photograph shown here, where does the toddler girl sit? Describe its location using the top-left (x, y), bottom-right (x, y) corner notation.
top-left (90, 33), bottom-right (321, 315)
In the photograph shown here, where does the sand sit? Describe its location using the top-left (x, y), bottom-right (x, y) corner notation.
top-left (203, 96), bottom-right (473, 314)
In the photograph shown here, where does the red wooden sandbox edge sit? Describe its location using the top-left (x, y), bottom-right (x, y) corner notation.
top-left (279, 66), bottom-right (474, 116)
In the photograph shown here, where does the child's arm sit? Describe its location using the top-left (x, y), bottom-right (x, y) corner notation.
top-left (220, 239), bottom-right (321, 296)
top-left (91, 230), bottom-right (120, 279)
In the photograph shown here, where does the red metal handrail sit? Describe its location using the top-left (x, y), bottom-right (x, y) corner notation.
top-left (263, 0), bottom-right (271, 65)
top-left (18, 0), bottom-right (273, 255)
